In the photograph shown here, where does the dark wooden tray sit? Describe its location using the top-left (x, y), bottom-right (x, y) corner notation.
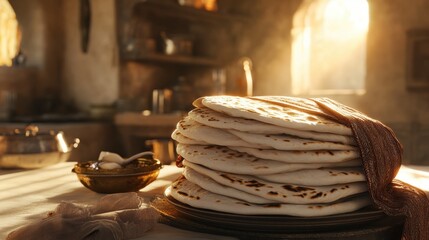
top-left (152, 197), bottom-right (404, 240)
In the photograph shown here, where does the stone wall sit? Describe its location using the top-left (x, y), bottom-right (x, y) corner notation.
top-left (247, 0), bottom-right (429, 164)
top-left (6, 0), bottom-right (429, 164)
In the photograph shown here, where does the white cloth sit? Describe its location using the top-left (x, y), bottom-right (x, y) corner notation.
top-left (6, 193), bottom-right (159, 240)
top-left (0, 163), bottom-right (236, 240)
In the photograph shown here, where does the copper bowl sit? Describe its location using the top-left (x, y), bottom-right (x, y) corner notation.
top-left (0, 125), bottom-right (79, 169)
top-left (72, 158), bottom-right (162, 194)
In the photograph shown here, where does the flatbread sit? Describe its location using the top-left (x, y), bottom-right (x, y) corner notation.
top-left (167, 178), bottom-right (371, 217)
top-left (231, 146), bottom-right (359, 163)
top-left (177, 117), bottom-right (269, 149)
top-left (229, 129), bottom-right (356, 151)
top-left (193, 96), bottom-right (352, 135)
top-left (171, 129), bottom-right (208, 145)
top-left (183, 167), bottom-right (276, 204)
top-left (184, 161), bottom-right (368, 204)
top-left (257, 168), bottom-right (366, 186)
top-left (189, 107), bottom-right (356, 145)
top-left (177, 144), bottom-right (362, 175)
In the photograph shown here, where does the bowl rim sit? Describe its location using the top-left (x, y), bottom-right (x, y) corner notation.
top-left (73, 168), bottom-right (161, 177)
top-left (72, 158), bottom-right (162, 176)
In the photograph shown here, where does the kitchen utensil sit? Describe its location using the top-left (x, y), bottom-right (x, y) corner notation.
top-left (152, 89), bottom-right (172, 114)
top-left (211, 68), bottom-right (226, 95)
top-left (0, 125), bottom-right (79, 169)
top-left (97, 151), bottom-right (153, 169)
top-left (72, 158), bottom-right (162, 193)
top-left (146, 139), bottom-right (176, 165)
top-left (226, 57), bottom-right (254, 96)
top-left (80, 0), bottom-right (91, 53)
top-left (160, 32), bottom-right (193, 56)
top-left (172, 76), bottom-right (194, 112)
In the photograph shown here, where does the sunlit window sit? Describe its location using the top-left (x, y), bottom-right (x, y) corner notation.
top-left (0, 0), bottom-right (20, 66)
top-left (291, 0), bottom-right (369, 95)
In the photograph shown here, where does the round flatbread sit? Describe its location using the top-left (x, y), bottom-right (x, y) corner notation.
top-left (177, 144), bottom-right (362, 175)
top-left (257, 168), bottom-right (366, 186)
top-left (167, 178), bottom-right (371, 217)
top-left (183, 167), bottom-right (276, 204)
top-left (231, 146), bottom-right (359, 163)
top-left (171, 129), bottom-right (208, 145)
top-left (189, 107), bottom-right (356, 145)
top-left (229, 129), bottom-right (356, 151)
top-left (177, 117), bottom-right (269, 149)
top-left (184, 161), bottom-right (368, 204)
top-left (193, 96), bottom-right (352, 135)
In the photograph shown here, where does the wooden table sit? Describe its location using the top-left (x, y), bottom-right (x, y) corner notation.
top-left (1, 162), bottom-right (428, 239)
top-left (0, 162), bottom-right (235, 240)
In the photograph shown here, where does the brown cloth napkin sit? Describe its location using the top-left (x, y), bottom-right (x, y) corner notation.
top-left (252, 96), bottom-right (429, 240)
top-left (6, 192), bottom-right (160, 240)
top-left (312, 98), bottom-right (429, 240)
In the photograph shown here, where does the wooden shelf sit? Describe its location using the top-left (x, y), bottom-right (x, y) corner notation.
top-left (114, 112), bottom-right (184, 127)
top-left (116, 0), bottom-right (245, 67)
top-left (133, 0), bottom-right (249, 24)
top-left (121, 52), bottom-right (222, 66)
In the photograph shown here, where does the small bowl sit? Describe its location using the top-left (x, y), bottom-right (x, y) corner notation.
top-left (72, 158), bottom-right (162, 193)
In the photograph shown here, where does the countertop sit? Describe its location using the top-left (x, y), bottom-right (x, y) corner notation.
top-left (114, 112), bottom-right (184, 127)
top-left (0, 163), bottom-right (235, 240)
top-left (1, 163), bottom-right (428, 239)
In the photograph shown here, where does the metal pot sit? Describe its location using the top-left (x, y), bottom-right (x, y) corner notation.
top-left (145, 139), bottom-right (176, 165)
top-left (0, 125), bottom-right (79, 169)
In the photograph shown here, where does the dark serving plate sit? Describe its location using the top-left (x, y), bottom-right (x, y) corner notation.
top-left (163, 194), bottom-right (387, 233)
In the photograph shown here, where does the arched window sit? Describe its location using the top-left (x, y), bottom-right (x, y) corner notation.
top-left (0, 0), bottom-right (20, 66)
top-left (291, 0), bottom-right (369, 95)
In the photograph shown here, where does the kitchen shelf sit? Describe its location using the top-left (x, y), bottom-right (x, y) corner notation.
top-left (122, 52), bottom-right (222, 66)
top-left (116, 0), bottom-right (247, 107)
top-left (115, 112), bottom-right (184, 127)
top-left (117, 0), bottom-right (246, 67)
top-left (132, 0), bottom-right (250, 24)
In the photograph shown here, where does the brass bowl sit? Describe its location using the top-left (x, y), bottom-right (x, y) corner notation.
top-left (72, 158), bottom-right (162, 194)
top-left (0, 125), bottom-right (79, 169)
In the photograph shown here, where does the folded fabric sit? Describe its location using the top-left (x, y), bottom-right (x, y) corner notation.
top-left (7, 192), bottom-right (160, 240)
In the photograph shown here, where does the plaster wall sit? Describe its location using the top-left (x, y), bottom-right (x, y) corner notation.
top-left (7, 0), bottom-right (429, 163)
top-left (248, 0), bottom-right (429, 164)
top-left (61, 0), bottom-right (119, 111)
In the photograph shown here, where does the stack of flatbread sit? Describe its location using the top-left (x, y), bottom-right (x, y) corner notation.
top-left (167, 96), bottom-right (370, 217)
